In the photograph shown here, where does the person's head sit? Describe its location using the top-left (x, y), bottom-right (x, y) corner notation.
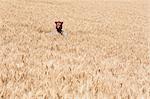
top-left (55, 21), bottom-right (63, 33)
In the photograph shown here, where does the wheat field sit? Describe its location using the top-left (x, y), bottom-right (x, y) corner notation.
top-left (0, 0), bottom-right (150, 98)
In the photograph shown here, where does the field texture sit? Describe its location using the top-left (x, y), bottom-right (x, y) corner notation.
top-left (0, 0), bottom-right (150, 98)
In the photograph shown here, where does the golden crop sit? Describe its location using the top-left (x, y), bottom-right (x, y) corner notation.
top-left (0, 0), bottom-right (149, 98)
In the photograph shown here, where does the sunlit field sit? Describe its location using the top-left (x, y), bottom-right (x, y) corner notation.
top-left (0, 0), bottom-right (150, 98)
